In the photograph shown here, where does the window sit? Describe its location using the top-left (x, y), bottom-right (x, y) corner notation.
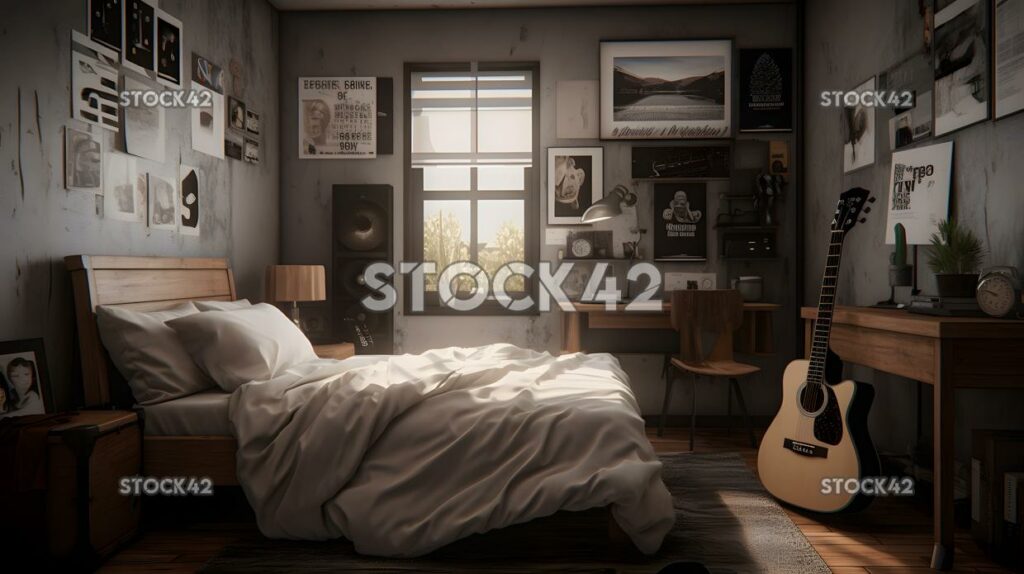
top-left (405, 62), bottom-right (539, 314)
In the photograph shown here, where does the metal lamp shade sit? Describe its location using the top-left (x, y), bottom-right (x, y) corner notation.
top-left (581, 194), bottom-right (623, 223)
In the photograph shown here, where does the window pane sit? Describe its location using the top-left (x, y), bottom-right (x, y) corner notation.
top-left (477, 108), bottom-right (532, 153)
top-left (423, 200), bottom-right (471, 292)
top-left (477, 200), bottom-right (525, 292)
top-left (422, 166), bottom-right (471, 191)
top-left (477, 165), bottom-right (526, 191)
top-left (412, 109), bottom-right (471, 153)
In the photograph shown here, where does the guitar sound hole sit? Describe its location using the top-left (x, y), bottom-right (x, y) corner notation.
top-left (799, 384), bottom-right (826, 413)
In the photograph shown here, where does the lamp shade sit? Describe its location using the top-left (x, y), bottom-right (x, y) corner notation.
top-left (265, 265), bottom-right (326, 303)
top-left (581, 184), bottom-right (636, 223)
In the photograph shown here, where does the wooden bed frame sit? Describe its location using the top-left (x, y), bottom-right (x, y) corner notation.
top-left (66, 255), bottom-right (241, 485)
top-left (65, 255), bottom-right (631, 551)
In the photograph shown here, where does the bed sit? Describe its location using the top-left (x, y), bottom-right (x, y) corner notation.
top-left (65, 255), bottom-right (673, 556)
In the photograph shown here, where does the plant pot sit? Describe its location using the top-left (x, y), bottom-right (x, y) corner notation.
top-left (935, 273), bottom-right (979, 298)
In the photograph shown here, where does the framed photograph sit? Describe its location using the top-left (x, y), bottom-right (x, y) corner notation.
top-left (738, 48), bottom-right (793, 132)
top-left (879, 51), bottom-right (934, 150)
top-left (934, 0), bottom-right (990, 135)
top-left (64, 127), bottom-right (103, 193)
top-left (88, 0), bottom-right (122, 56)
top-left (225, 137), bottom-right (243, 160)
top-left (122, 0), bottom-right (156, 76)
top-left (245, 109), bottom-right (261, 136)
top-left (885, 141), bottom-right (953, 245)
top-left (244, 139), bottom-right (260, 164)
top-left (547, 147), bottom-right (603, 225)
top-left (148, 173), bottom-right (176, 230)
top-left (842, 76), bottom-right (876, 174)
top-left (155, 8), bottom-right (182, 88)
top-left (228, 97), bottom-right (246, 132)
top-left (104, 153), bottom-right (146, 222)
top-left (0, 339), bottom-right (53, 419)
top-left (191, 52), bottom-right (225, 94)
top-left (191, 86), bottom-right (225, 159)
top-left (994, 0), bottom-right (1024, 119)
top-left (631, 145), bottom-right (731, 179)
top-left (600, 39), bottom-right (732, 139)
top-left (654, 182), bottom-right (707, 261)
top-left (299, 77), bottom-right (377, 159)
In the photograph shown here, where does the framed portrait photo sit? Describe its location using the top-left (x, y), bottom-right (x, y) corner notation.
top-left (600, 39), bottom-right (732, 139)
top-left (0, 339), bottom-right (53, 419)
top-left (547, 147), bottom-right (603, 225)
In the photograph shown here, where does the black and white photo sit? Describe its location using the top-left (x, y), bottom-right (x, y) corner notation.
top-left (246, 109), bottom-right (261, 136)
top-left (64, 127), bottom-right (103, 193)
top-left (225, 137), bottom-right (243, 160)
top-left (72, 36), bottom-right (120, 132)
top-left (739, 48), bottom-right (792, 132)
top-left (933, 0), bottom-right (989, 135)
top-left (601, 40), bottom-right (732, 139)
top-left (631, 145), bottom-right (731, 180)
top-left (843, 76), bottom-right (876, 173)
top-left (0, 339), bottom-right (52, 419)
top-left (180, 164), bottom-right (200, 236)
top-left (245, 138), bottom-right (260, 164)
top-left (229, 97), bottom-right (247, 132)
top-left (104, 153), bottom-right (145, 222)
top-left (192, 52), bottom-right (225, 94)
top-left (191, 85), bottom-right (225, 159)
top-left (879, 52), bottom-right (933, 150)
top-left (149, 173), bottom-right (176, 230)
top-left (88, 0), bottom-right (122, 55)
top-left (124, 75), bottom-right (166, 162)
top-left (122, 0), bottom-right (156, 75)
top-left (155, 8), bottom-right (182, 88)
top-left (994, 0), bottom-right (1024, 119)
top-left (654, 183), bottom-right (707, 261)
top-left (547, 147), bottom-right (603, 225)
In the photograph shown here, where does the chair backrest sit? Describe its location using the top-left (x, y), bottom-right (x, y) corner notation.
top-left (669, 289), bottom-right (745, 364)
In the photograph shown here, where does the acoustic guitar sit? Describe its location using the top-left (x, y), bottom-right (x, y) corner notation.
top-left (758, 187), bottom-right (881, 513)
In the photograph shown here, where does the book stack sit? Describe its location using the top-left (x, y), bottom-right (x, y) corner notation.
top-left (908, 295), bottom-right (983, 317)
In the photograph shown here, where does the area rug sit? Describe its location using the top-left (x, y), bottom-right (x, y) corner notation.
top-left (201, 452), bottom-right (829, 573)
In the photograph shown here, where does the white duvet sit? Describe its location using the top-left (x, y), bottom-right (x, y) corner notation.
top-left (228, 344), bottom-right (674, 557)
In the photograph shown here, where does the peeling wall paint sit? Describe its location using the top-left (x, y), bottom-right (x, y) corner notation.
top-left (278, 5), bottom-right (798, 415)
top-left (0, 0), bottom-right (280, 410)
top-left (805, 0), bottom-right (1024, 460)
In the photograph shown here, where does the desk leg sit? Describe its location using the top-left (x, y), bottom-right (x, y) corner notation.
top-left (930, 342), bottom-right (955, 570)
top-left (563, 312), bottom-right (583, 353)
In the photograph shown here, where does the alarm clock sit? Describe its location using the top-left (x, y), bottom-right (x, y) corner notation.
top-left (565, 231), bottom-right (613, 259)
top-left (976, 266), bottom-right (1023, 318)
top-left (570, 235), bottom-right (594, 258)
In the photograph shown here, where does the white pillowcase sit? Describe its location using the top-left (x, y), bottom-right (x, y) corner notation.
top-left (166, 303), bottom-right (318, 391)
top-left (96, 302), bottom-right (214, 405)
top-left (194, 299), bottom-right (252, 312)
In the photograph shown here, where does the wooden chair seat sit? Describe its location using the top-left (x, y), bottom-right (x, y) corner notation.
top-left (670, 357), bottom-right (760, 378)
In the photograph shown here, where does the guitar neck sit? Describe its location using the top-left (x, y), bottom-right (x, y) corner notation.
top-left (808, 230), bottom-right (845, 385)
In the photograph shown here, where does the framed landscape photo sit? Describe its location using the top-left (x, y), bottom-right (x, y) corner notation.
top-left (548, 147), bottom-right (603, 225)
top-left (0, 338), bottom-right (53, 419)
top-left (600, 39), bottom-right (732, 139)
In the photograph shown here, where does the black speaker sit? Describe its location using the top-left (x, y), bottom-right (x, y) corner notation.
top-left (332, 184), bottom-right (394, 354)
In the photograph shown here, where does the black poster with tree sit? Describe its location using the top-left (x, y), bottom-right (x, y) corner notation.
top-left (739, 48), bottom-right (792, 132)
top-left (654, 183), bottom-right (707, 261)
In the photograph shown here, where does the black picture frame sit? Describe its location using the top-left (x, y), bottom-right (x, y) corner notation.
top-left (631, 145), bottom-right (731, 180)
top-left (653, 182), bottom-right (708, 261)
top-left (738, 48), bottom-right (793, 132)
top-left (0, 338), bottom-right (54, 418)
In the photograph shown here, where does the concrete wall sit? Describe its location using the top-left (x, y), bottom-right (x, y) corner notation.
top-left (0, 0), bottom-right (280, 409)
top-left (804, 0), bottom-right (1024, 460)
top-left (278, 4), bottom-right (799, 415)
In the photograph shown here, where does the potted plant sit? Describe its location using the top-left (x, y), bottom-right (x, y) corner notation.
top-left (927, 219), bottom-right (984, 298)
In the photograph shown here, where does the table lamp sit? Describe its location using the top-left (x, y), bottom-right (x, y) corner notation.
top-left (265, 265), bottom-right (326, 329)
top-left (581, 184), bottom-right (638, 223)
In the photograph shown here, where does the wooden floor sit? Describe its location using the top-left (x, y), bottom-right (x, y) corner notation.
top-left (99, 427), bottom-right (1017, 574)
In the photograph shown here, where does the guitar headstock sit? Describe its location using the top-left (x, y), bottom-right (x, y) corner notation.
top-left (831, 187), bottom-right (876, 234)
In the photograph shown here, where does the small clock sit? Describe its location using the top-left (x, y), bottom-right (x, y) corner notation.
top-left (976, 267), bottom-right (1023, 318)
top-left (571, 237), bottom-right (594, 258)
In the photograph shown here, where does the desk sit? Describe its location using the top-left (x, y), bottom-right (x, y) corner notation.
top-left (563, 301), bottom-right (780, 354)
top-left (801, 306), bottom-right (1024, 570)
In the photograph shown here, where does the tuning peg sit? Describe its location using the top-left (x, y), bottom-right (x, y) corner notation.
top-left (868, 196), bottom-right (877, 203)
top-left (864, 207), bottom-right (872, 213)
top-left (859, 218), bottom-right (867, 223)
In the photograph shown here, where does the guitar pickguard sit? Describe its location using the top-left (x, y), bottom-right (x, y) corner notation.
top-left (813, 385), bottom-right (844, 446)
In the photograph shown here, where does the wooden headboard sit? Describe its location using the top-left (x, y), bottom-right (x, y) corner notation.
top-left (65, 255), bottom-right (237, 407)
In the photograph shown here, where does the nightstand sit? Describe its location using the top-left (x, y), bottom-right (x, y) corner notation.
top-left (314, 342), bottom-right (356, 360)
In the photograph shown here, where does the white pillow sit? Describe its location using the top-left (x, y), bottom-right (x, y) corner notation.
top-left (166, 303), bottom-right (318, 391)
top-left (96, 302), bottom-right (214, 405)
top-left (194, 299), bottom-right (252, 312)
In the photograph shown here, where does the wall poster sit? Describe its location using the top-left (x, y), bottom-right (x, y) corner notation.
top-left (885, 141), bottom-right (953, 245)
top-left (179, 165), bottom-right (200, 236)
top-left (933, 0), bottom-right (990, 135)
top-left (298, 77), bottom-right (377, 159)
top-left (654, 182), bottom-right (707, 261)
top-left (994, 0), bottom-right (1024, 119)
top-left (842, 76), bottom-right (876, 174)
top-left (879, 51), bottom-right (934, 150)
top-left (738, 48), bottom-right (792, 132)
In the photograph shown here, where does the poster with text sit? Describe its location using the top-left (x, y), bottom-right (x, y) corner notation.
top-left (654, 182), bottom-right (707, 261)
top-left (298, 77), bottom-right (377, 158)
top-left (885, 141), bottom-right (953, 245)
top-left (739, 48), bottom-right (792, 132)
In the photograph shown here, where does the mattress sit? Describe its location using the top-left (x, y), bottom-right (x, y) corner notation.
top-left (142, 355), bottom-right (390, 436)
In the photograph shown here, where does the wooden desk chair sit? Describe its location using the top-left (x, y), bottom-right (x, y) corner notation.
top-left (659, 289), bottom-right (759, 450)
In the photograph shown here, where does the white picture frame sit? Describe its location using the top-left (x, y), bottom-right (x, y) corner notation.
top-left (547, 146), bottom-right (603, 225)
top-left (842, 76), bottom-right (876, 174)
top-left (154, 8), bottom-right (183, 89)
